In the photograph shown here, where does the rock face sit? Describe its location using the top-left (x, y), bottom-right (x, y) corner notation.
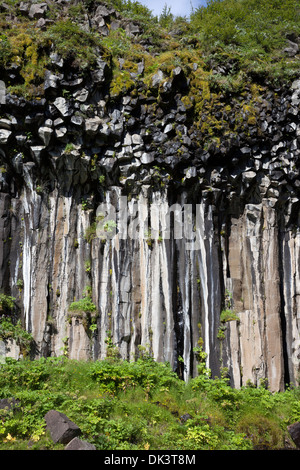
top-left (0, 4), bottom-right (299, 392)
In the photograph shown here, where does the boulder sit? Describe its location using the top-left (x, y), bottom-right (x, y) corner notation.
top-left (94, 5), bottom-right (112, 17)
top-left (93, 15), bottom-right (106, 28)
top-left (65, 437), bottom-right (96, 450)
top-left (38, 126), bottom-right (53, 146)
top-left (53, 97), bottom-right (71, 117)
top-left (44, 71), bottom-right (60, 91)
top-left (287, 422), bottom-right (300, 448)
top-left (36, 17), bottom-right (47, 29)
top-left (125, 22), bottom-right (140, 36)
top-left (101, 157), bottom-right (115, 172)
top-left (283, 40), bottom-right (299, 57)
top-left (91, 61), bottom-right (108, 83)
top-left (180, 413), bottom-right (193, 423)
top-left (164, 123), bottom-right (174, 135)
top-left (132, 133), bottom-right (143, 147)
top-left (242, 171), bottom-right (257, 182)
top-left (28, 2), bottom-right (48, 19)
top-left (74, 88), bottom-right (89, 103)
top-left (44, 410), bottom-right (81, 445)
top-left (19, 2), bottom-right (30, 15)
top-left (99, 122), bottom-right (111, 137)
top-left (71, 115), bottom-right (83, 127)
top-left (141, 152), bottom-right (154, 165)
top-left (152, 70), bottom-right (164, 88)
top-left (50, 53), bottom-right (64, 68)
top-left (0, 118), bottom-right (12, 130)
top-left (123, 133), bottom-right (132, 146)
top-left (110, 122), bottom-right (123, 138)
top-left (0, 129), bottom-right (12, 144)
top-left (0, 398), bottom-right (20, 412)
top-left (55, 127), bottom-right (68, 139)
top-left (85, 116), bottom-right (102, 135)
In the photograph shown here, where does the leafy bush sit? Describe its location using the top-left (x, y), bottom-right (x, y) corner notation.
top-left (191, 0), bottom-right (300, 50)
top-left (0, 355), bottom-right (299, 450)
top-left (236, 414), bottom-right (284, 449)
top-left (43, 20), bottom-right (102, 69)
top-left (0, 294), bottom-right (15, 315)
top-left (190, 0), bottom-right (300, 83)
top-left (69, 295), bottom-right (97, 316)
top-left (0, 319), bottom-right (33, 356)
top-left (184, 421), bottom-right (252, 450)
top-left (220, 309), bottom-right (240, 323)
top-left (0, 358), bottom-right (50, 391)
top-left (104, 0), bottom-right (155, 23)
top-left (89, 356), bottom-right (179, 397)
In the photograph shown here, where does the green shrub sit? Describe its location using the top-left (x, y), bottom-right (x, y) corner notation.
top-left (236, 413), bottom-right (284, 449)
top-left (0, 319), bottom-right (33, 356)
top-left (220, 309), bottom-right (240, 323)
top-left (104, 0), bottom-right (155, 24)
top-left (0, 358), bottom-right (50, 391)
top-left (101, 28), bottom-right (133, 58)
top-left (0, 356), bottom-right (299, 449)
top-left (0, 34), bottom-right (12, 66)
top-left (89, 356), bottom-right (179, 397)
top-left (190, 0), bottom-right (300, 83)
top-left (69, 296), bottom-right (97, 316)
top-left (0, 294), bottom-right (15, 315)
top-left (43, 20), bottom-right (102, 69)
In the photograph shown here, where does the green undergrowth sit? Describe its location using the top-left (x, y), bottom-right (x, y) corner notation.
top-left (190, 0), bottom-right (299, 82)
top-left (0, 353), bottom-right (299, 450)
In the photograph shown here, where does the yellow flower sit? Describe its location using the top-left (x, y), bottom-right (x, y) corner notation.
top-left (4, 433), bottom-right (16, 442)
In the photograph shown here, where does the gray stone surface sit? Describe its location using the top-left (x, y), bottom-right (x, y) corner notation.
top-left (0, 129), bottom-right (11, 143)
top-left (53, 97), bottom-right (71, 117)
top-left (28, 2), bottom-right (48, 19)
top-left (288, 422), bottom-right (300, 448)
top-left (65, 437), bottom-right (96, 450)
top-left (44, 410), bottom-right (81, 444)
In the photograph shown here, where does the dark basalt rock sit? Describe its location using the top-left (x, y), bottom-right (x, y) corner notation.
top-left (65, 437), bottom-right (96, 450)
top-left (44, 410), bottom-right (81, 445)
top-left (288, 422), bottom-right (300, 449)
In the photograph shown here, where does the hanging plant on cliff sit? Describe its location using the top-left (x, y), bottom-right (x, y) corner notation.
top-left (0, 294), bottom-right (15, 316)
top-left (69, 287), bottom-right (97, 317)
top-left (0, 318), bottom-right (34, 357)
top-left (68, 287), bottom-right (98, 335)
top-left (0, 293), bottom-right (34, 356)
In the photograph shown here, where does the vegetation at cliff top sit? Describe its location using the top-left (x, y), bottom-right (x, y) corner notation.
top-left (0, 0), bottom-right (297, 151)
top-left (0, 0), bottom-right (298, 95)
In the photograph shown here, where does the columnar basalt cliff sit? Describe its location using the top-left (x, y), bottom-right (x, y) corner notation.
top-left (0, 0), bottom-right (299, 392)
